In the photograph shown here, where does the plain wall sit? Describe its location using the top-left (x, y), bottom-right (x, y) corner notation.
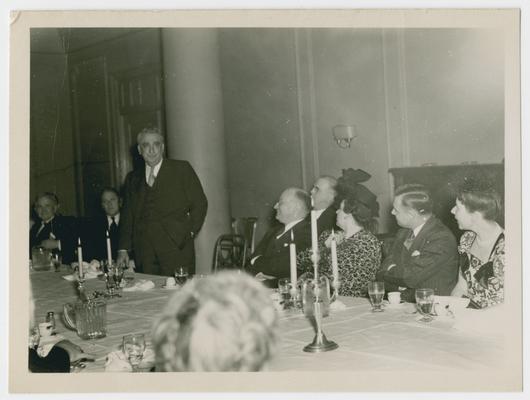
top-left (30, 47), bottom-right (77, 217)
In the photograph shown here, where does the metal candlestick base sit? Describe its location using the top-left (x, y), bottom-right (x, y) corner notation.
top-left (303, 331), bottom-right (338, 353)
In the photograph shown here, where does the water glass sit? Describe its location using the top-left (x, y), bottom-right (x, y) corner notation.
top-left (415, 288), bottom-right (435, 322)
top-left (367, 281), bottom-right (385, 312)
top-left (123, 333), bottom-right (146, 372)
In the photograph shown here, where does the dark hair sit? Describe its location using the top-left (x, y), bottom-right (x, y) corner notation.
top-left (293, 189), bottom-right (311, 214)
top-left (341, 197), bottom-right (378, 234)
top-left (100, 187), bottom-right (120, 199)
top-left (395, 184), bottom-right (433, 215)
top-left (457, 188), bottom-right (502, 222)
top-left (35, 192), bottom-right (59, 205)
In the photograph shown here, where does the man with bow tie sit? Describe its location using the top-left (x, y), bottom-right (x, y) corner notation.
top-left (376, 184), bottom-right (458, 302)
top-left (29, 193), bottom-right (77, 264)
top-left (247, 187), bottom-right (312, 284)
top-left (117, 127), bottom-right (208, 276)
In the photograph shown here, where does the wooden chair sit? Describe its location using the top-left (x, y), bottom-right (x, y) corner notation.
top-left (231, 217), bottom-right (258, 256)
top-left (213, 234), bottom-right (247, 272)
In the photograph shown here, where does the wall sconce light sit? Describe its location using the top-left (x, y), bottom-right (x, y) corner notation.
top-left (332, 125), bottom-right (357, 149)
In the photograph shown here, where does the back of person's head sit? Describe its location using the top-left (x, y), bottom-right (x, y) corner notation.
top-left (456, 185), bottom-right (502, 222)
top-left (152, 271), bottom-right (279, 372)
top-left (291, 188), bottom-right (311, 217)
top-left (395, 184), bottom-right (433, 216)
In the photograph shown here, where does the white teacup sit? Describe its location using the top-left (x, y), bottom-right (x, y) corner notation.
top-left (388, 291), bottom-right (401, 305)
top-left (38, 322), bottom-right (54, 337)
top-left (165, 277), bottom-right (176, 287)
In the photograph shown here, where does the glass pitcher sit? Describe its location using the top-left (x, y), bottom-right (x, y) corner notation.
top-left (31, 246), bottom-right (52, 271)
top-left (302, 275), bottom-right (331, 317)
top-left (64, 299), bottom-right (107, 340)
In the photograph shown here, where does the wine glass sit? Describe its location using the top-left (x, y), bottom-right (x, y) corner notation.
top-left (278, 278), bottom-right (292, 308)
top-left (367, 281), bottom-right (385, 312)
top-left (415, 288), bottom-right (435, 322)
top-left (112, 264), bottom-right (125, 289)
top-left (174, 267), bottom-right (189, 286)
top-left (122, 333), bottom-right (146, 372)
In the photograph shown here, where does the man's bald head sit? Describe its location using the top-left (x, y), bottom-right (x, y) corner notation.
top-left (274, 188), bottom-right (311, 225)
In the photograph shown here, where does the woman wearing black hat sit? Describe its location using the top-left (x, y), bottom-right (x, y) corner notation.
top-left (297, 169), bottom-right (382, 297)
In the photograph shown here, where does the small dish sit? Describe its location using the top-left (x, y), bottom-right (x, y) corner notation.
top-left (161, 284), bottom-right (179, 290)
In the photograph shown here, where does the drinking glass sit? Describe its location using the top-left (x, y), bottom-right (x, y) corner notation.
top-left (278, 278), bottom-right (292, 307)
top-left (122, 334), bottom-right (146, 372)
top-left (112, 264), bottom-right (125, 289)
top-left (415, 288), bottom-right (435, 322)
top-left (174, 267), bottom-right (189, 286)
top-left (367, 281), bottom-right (385, 312)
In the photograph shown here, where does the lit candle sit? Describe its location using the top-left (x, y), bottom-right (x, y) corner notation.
top-left (289, 230), bottom-right (297, 287)
top-left (330, 229), bottom-right (339, 286)
top-left (310, 197), bottom-right (319, 280)
top-left (77, 238), bottom-right (84, 279)
top-left (106, 230), bottom-right (112, 267)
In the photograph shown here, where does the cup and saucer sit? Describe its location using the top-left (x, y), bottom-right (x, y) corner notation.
top-left (384, 291), bottom-right (405, 309)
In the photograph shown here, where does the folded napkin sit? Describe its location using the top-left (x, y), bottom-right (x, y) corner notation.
top-left (330, 299), bottom-right (347, 311)
top-left (123, 279), bottom-right (155, 292)
top-left (62, 271), bottom-right (99, 281)
top-left (105, 350), bottom-right (132, 372)
top-left (36, 334), bottom-right (66, 358)
top-left (105, 348), bottom-right (155, 372)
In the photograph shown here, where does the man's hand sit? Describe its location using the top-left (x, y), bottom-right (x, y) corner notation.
top-left (40, 239), bottom-right (60, 250)
top-left (117, 250), bottom-right (129, 269)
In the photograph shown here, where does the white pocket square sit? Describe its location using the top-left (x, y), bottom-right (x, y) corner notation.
top-left (411, 250), bottom-right (421, 257)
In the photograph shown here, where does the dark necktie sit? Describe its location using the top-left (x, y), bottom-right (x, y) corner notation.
top-left (403, 230), bottom-right (415, 250)
top-left (109, 217), bottom-right (118, 237)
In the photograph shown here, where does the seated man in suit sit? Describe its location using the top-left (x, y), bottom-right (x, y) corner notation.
top-left (376, 184), bottom-right (458, 302)
top-left (29, 192), bottom-right (77, 264)
top-left (83, 187), bottom-right (122, 262)
top-left (310, 176), bottom-right (338, 234)
top-left (248, 188), bottom-right (312, 283)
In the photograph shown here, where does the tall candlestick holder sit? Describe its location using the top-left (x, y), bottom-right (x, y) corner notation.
top-left (302, 275), bottom-right (338, 352)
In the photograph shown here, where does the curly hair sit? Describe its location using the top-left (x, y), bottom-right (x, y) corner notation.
top-left (151, 271), bottom-right (279, 372)
top-left (341, 196), bottom-right (378, 234)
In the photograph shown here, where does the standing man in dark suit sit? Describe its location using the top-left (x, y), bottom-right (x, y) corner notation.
top-left (376, 184), bottom-right (458, 302)
top-left (248, 188), bottom-right (312, 282)
top-left (83, 187), bottom-right (122, 262)
top-left (29, 192), bottom-right (77, 264)
top-left (310, 176), bottom-right (338, 234)
top-left (117, 128), bottom-right (208, 276)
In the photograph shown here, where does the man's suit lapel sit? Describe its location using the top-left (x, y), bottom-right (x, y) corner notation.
top-left (408, 216), bottom-right (436, 253)
top-left (133, 169), bottom-right (147, 217)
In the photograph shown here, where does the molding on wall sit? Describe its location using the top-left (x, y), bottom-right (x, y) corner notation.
top-left (381, 29), bottom-right (397, 201)
top-left (306, 29), bottom-right (320, 181)
top-left (293, 29), bottom-right (308, 190)
top-left (397, 30), bottom-right (411, 166)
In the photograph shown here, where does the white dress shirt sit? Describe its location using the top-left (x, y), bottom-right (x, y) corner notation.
top-left (145, 160), bottom-right (163, 183)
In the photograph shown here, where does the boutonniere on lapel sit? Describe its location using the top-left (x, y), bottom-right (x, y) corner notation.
top-left (411, 250), bottom-right (421, 257)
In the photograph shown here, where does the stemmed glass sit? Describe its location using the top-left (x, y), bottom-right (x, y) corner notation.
top-left (174, 267), bottom-right (189, 286)
top-left (122, 333), bottom-right (146, 372)
top-left (367, 281), bottom-right (385, 312)
top-left (415, 288), bottom-right (435, 322)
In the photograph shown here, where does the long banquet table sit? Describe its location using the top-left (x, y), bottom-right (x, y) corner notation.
top-left (30, 269), bottom-right (505, 373)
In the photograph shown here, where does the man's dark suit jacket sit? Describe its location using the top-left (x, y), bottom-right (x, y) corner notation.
top-left (316, 205), bottom-right (338, 234)
top-left (377, 216), bottom-right (458, 302)
top-left (119, 159), bottom-right (208, 275)
top-left (80, 215), bottom-right (120, 262)
top-left (248, 219), bottom-right (312, 280)
top-left (29, 215), bottom-right (77, 264)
